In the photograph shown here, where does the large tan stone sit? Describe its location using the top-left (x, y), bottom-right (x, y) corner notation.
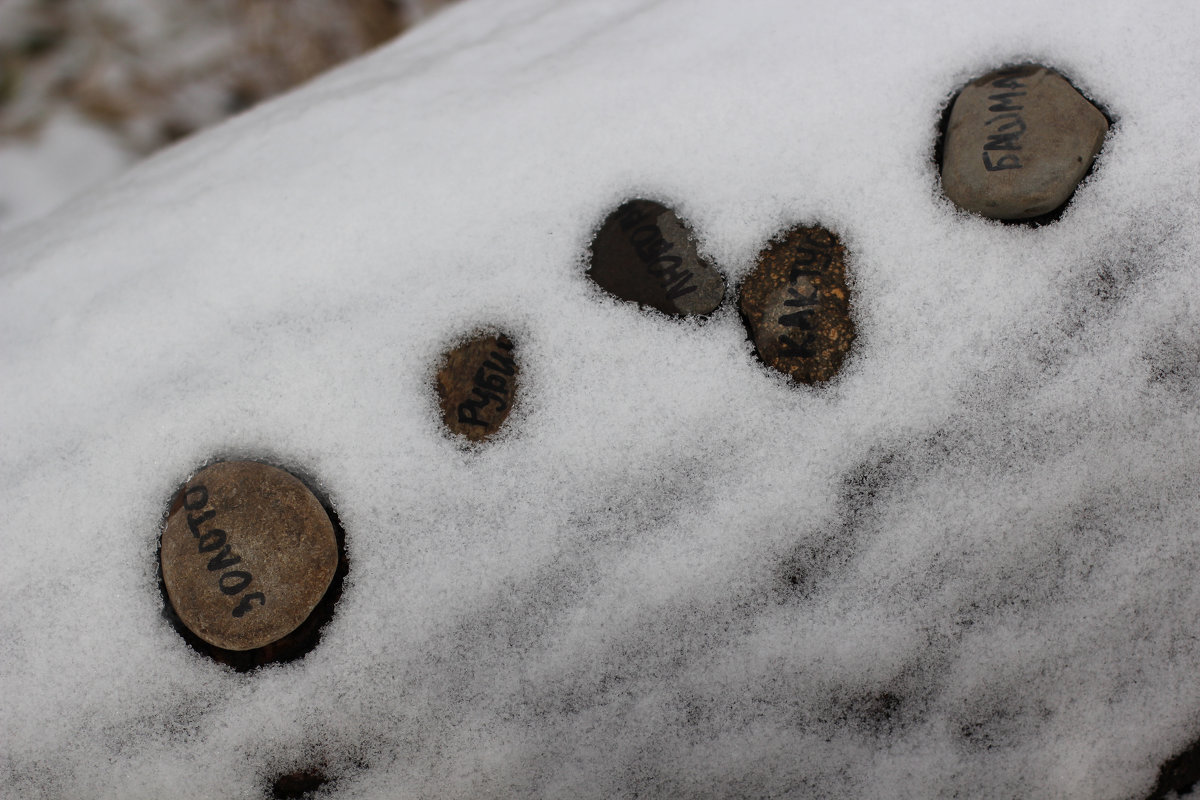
top-left (941, 64), bottom-right (1108, 220)
top-left (588, 199), bottom-right (725, 317)
top-left (738, 225), bottom-right (855, 385)
top-left (160, 461), bottom-right (338, 652)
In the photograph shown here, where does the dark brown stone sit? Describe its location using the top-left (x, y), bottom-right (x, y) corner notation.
top-left (738, 225), bottom-right (855, 384)
top-left (436, 333), bottom-right (518, 442)
top-left (160, 461), bottom-right (339, 652)
top-left (587, 199), bottom-right (725, 316)
top-left (941, 64), bottom-right (1108, 220)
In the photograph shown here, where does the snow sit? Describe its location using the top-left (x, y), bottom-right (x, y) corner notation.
top-left (0, 111), bottom-right (135, 231)
top-left (3, 0), bottom-right (1200, 797)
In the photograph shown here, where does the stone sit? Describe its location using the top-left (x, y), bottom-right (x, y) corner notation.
top-left (436, 332), bottom-right (518, 441)
top-left (587, 199), bottom-right (725, 316)
top-left (941, 64), bottom-right (1109, 220)
top-left (738, 225), bottom-right (855, 384)
top-left (160, 461), bottom-right (339, 652)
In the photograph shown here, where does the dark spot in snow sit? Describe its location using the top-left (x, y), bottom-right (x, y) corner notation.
top-left (269, 767), bottom-right (328, 799)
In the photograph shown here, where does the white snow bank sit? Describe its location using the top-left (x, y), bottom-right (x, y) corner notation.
top-left (4, 0), bottom-right (1200, 797)
top-left (0, 111), bottom-right (134, 232)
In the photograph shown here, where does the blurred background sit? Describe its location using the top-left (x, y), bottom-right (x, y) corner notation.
top-left (0, 0), bottom-right (457, 233)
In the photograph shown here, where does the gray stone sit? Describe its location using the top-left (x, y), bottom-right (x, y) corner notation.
top-left (160, 461), bottom-right (338, 652)
top-left (588, 199), bottom-right (725, 316)
top-left (941, 64), bottom-right (1108, 220)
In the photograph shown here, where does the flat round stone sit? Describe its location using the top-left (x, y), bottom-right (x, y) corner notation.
top-left (941, 64), bottom-right (1108, 220)
top-left (436, 332), bottom-right (518, 442)
top-left (738, 225), bottom-right (855, 385)
top-left (587, 199), bottom-right (725, 316)
top-left (160, 461), bottom-right (338, 652)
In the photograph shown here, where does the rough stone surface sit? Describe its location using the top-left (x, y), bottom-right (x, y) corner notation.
top-left (738, 225), bottom-right (855, 384)
top-left (160, 461), bottom-right (338, 652)
top-left (941, 64), bottom-right (1109, 220)
top-left (436, 333), bottom-right (518, 441)
top-left (587, 199), bottom-right (725, 316)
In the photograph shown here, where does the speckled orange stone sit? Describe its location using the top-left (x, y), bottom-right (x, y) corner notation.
top-left (436, 333), bottom-right (518, 442)
top-left (160, 461), bottom-right (338, 651)
top-left (738, 225), bottom-right (855, 384)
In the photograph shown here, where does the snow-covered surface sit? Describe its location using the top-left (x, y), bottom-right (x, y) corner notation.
top-left (4, 0), bottom-right (1200, 797)
top-left (0, 111), bottom-right (135, 232)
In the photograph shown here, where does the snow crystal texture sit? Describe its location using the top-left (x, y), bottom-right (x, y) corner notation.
top-left (4, 0), bottom-right (1200, 797)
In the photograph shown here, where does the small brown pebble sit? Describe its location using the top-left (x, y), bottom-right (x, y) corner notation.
top-left (587, 199), bottom-right (725, 316)
top-left (436, 333), bottom-right (519, 442)
top-left (738, 225), bottom-right (855, 384)
top-left (941, 64), bottom-right (1109, 220)
top-left (160, 462), bottom-right (339, 652)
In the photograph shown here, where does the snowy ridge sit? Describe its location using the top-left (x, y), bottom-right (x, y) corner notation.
top-left (4, 0), bottom-right (1200, 797)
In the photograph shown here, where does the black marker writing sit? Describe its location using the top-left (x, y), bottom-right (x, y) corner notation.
top-left (457, 339), bottom-right (516, 429)
top-left (617, 205), bottom-right (699, 301)
top-left (981, 73), bottom-right (1027, 171)
top-left (179, 482), bottom-right (261, 618)
top-left (777, 232), bottom-right (829, 359)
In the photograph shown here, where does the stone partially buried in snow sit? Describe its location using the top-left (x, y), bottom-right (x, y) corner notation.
top-left (160, 461), bottom-right (339, 652)
top-left (739, 225), bottom-right (854, 385)
top-left (587, 199), bottom-right (725, 316)
top-left (436, 333), bottom-right (519, 442)
top-left (941, 64), bottom-right (1109, 220)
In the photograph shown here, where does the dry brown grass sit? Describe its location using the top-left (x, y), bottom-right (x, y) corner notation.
top-left (0, 0), bottom-right (455, 153)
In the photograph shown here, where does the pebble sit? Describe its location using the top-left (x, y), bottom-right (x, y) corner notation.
top-left (159, 461), bottom-right (339, 652)
top-left (738, 225), bottom-right (855, 384)
top-left (436, 333), bottom-right (518, 441)
top-left (941, 64), bottom-right (1109, 220)
top-left (587, 199), bottom-right (725, 316)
